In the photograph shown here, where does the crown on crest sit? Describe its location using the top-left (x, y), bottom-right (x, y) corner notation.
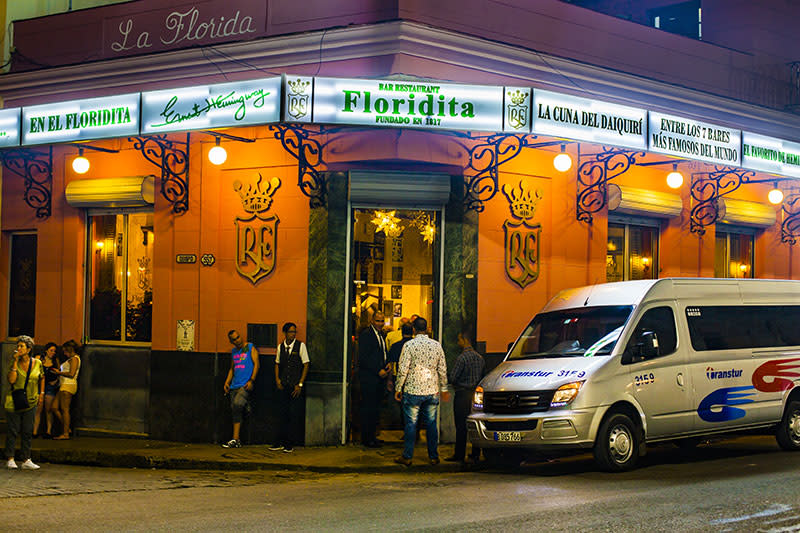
top-left (502, 179), bottom-right (542, 220)
top-left (288, 78), bottom-right (310, 95)
top-left (508, 89), bottom-right (528, 106)
top-left (233, 174), bottom-right (281, 213)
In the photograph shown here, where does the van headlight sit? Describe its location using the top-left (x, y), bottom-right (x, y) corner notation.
top-left (550, 381), bottom-right (584, 408)
top-left (473, 386), bottom-right (484, 410)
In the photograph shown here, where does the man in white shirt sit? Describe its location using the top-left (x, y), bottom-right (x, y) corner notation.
top-left (271, 322), bottom-right (309, 453)
top-left (393, 316), bottom-right (450, 466)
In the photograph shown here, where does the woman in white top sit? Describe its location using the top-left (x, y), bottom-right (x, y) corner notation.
top-left (50, 339), bottom-right (80, 440)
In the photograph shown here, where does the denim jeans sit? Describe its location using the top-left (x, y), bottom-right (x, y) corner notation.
top-left (401, 393), bottom-right (439, 460)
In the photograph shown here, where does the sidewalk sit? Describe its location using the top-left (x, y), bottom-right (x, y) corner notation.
top-left (12, 434), bottom-right (469, 473)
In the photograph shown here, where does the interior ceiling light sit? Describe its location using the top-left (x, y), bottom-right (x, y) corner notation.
top-left (371, 210), bottom-right (404, 237)
top-left (553, 144), bottom-right (572, 172)
top-left (666, 163), bottom-right (683, 189)
top-left (768, 183), bottom-right (784, 205)
top-left (72, 148), bottom-right (90, 174)
top-left (208, 137), bottom-right (227, 165)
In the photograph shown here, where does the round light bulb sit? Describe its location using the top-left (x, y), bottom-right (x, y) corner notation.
top-left (666, 170), bottom-right (684, 189)
top-left (72, 155), bottom-right (90, 174)
top-left (208, 145), bottom-right (227, 165)
top-left (768, 188), bottom-right (784, 205)
top-left (553, 152), bottom-right (572, 172)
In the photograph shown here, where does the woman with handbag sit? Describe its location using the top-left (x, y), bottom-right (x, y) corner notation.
top-left (5, 335), bottom-right (43, 469)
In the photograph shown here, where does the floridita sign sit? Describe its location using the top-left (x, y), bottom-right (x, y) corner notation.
top-left (6, 73), bottom-right (800, 182)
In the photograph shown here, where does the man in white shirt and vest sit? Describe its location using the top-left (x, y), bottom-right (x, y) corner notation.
top-left (271, 322), bottom-right (309, 453)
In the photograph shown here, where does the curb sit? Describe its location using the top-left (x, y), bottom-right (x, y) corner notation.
top-left (29, 448), bottom-right (469, 473)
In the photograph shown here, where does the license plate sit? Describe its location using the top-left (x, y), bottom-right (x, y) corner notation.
top-left (494, 431), bottom-right (522, 442)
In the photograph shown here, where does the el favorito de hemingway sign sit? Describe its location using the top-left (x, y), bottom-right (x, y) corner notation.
top-left (6, 75), bottom-right (800, 179)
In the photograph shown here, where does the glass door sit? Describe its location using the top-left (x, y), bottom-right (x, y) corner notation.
top-left (348, 207), bottom-right (441, 440)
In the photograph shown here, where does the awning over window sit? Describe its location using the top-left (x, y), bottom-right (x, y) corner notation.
top-left (65, 175), bottom-right (155, 208)
top-left (717, 197), bottom-right (776, 228)
top-left (349, 171), bottom-right (451, 208)
top-left (607, 184), bottom-right (682, 218)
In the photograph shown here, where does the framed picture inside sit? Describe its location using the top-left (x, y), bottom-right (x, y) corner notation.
top-left (391, 266), bottom-right (403, 282)
top-left (391, 237), bottom-right (404, 262)
top-left (391, 285), bottom-right (402, 299)
top-left (393, 303), bottom-right (402, 317)
top-left (383, 300), bottom-right (393, 317)
top-left (372, 245), bottom-right (384, 261)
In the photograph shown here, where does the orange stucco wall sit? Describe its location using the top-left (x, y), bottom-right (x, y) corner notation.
top-left (476, 148), bottom-right (800, 354)
top-left (0, 128), bottom-right (309, 353)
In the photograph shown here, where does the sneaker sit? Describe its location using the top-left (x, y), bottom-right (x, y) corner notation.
top-left (283, 446), bottom-right (294, 453)
top-left (268, 444), bottom-right (284, 451)
top-left (20, 459), bottom-right (39, 470)
top-left (429, 457), bottom-right (440, 466)
top-left (6, 458), bottom-right (17, 469)
top-left (394, 455), bottom-right (412, 466)
top-left (221, 439), bottom-right (241, 449)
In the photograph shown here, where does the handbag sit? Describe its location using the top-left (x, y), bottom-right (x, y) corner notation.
top-left (11, 359), bottom-right (33, 411)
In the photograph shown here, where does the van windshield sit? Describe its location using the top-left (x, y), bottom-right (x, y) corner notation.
top-left (507, 306), bottom-right (634, 360)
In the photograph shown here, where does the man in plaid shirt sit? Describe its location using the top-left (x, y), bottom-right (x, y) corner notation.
top-left (393, 316), bottom-right (450, 466)
top-left (445, 327), bottom-right (485, 464)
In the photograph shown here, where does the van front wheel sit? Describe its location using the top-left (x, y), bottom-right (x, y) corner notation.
top-left (776, 400), bottom-right (800, 451)
top-left (594, 413), bottom-right (639, 472)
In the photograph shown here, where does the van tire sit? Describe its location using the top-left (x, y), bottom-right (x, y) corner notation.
top-left (776, 400), bottom-right (800, 451)
top-left (594, 413), bottom-right (639, 472)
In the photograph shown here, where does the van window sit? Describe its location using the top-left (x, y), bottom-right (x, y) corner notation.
top-left (622, 306), bottom-right (677, 363)
top-left (508, 306), bottom-right (633, 360)
top-left (686, 305), bottom-right (800, 351)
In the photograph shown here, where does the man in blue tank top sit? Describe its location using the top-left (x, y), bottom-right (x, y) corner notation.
top-left (222, 329), bottom-right (259, 448)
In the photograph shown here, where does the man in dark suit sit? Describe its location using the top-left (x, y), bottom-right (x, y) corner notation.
top-left (358, 310), bottom-right (390, 448)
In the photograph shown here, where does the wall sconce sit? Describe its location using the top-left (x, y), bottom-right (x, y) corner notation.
top-left (208, 137), bottom-right (227, 165)
top-left (72, 148), bottom-right (90, 174)
top-left (95, 241), bottom-right (104, 253)
top-left (666, 163), bottom-right (683, 189)
top-left (553, 144), bottom-right (572, 172)
top-left (739, 263), bottom-right (749, 274)
top-left (768, 182), bottom-right (784, 205)
top-left (642, 257), bottom-right (651, 267)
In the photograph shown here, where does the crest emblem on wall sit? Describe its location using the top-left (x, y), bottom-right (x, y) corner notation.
top-left (505, 89), bottom-right (529, 131)
top-left (502, 179), bottom-right (542, 289)
top-left (234, 174), bottom-right (281, 284)
top-left (287, 78), bottom-right (311, 120)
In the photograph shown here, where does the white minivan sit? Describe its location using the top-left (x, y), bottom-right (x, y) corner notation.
top-left (468, 278), bottom-right (800, 471)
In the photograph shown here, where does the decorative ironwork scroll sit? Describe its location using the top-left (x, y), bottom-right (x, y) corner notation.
top-left (781, 194), bottom-right (800, 244)
top-left (269, 124), bottom-right (326, 208)
top-left (689, 166), bottom-right (755, 235)
top-left (128, 134), bottom-right (189, 214)
top-left (0, 147), bottom-right (53, 218)
top-left (462, 133), bottom-right (534, 212)
top-left (576, 147), bottom-right (643, 223)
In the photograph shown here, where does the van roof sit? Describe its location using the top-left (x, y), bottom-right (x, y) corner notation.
top-left (542, 278), bottom-right (800, 312)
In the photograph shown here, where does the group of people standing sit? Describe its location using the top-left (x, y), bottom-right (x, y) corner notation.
top-left (358, 312), bottom-right (485, 466)
top-left (5, 336), bottom-right (82, 470)
top-left (222, 323), bottom-right (309, 452)
top-left (220, 314), bottom-right (485, 463)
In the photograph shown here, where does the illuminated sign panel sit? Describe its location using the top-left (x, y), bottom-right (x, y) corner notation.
top-left (312, 77), bottom-right (504, 132)
top-left (649, 112), bottom-right (740, 166)
top-left (22, 94), bottom-right (140, 146)
top-left (742, 132), bottom-right (800, 178)
top-left (142, 77), bottom-right (281, 133)
top-left (0, 108), bottom-right (21, 147)
top-left (283, 76), bottom-right (314, 123)
top-left (532, 89), bottom-right (646, 149)
top-left (503, 87), bottom-right (531, 133)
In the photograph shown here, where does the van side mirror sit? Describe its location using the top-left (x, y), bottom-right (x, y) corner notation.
top-left (622, 330), bottom-right (660, 364)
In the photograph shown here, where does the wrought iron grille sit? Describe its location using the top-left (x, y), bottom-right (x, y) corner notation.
top-left (0, 147), bottom-right (53, 218)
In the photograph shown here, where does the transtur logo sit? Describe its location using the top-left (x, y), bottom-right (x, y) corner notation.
top-left (705, 367), bottom-right (743, 380)
top-left (501, 370), bottom-right (553, 378)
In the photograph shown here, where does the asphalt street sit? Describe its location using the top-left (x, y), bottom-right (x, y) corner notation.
top-left (1, 435), bottom-right (800, 532)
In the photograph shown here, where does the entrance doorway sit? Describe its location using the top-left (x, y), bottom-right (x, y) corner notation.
top-left (348, 207), bottom-right (441, 441)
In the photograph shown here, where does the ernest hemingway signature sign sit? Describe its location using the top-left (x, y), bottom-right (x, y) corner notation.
top-left (141, 77), bottom-right (281, 133)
